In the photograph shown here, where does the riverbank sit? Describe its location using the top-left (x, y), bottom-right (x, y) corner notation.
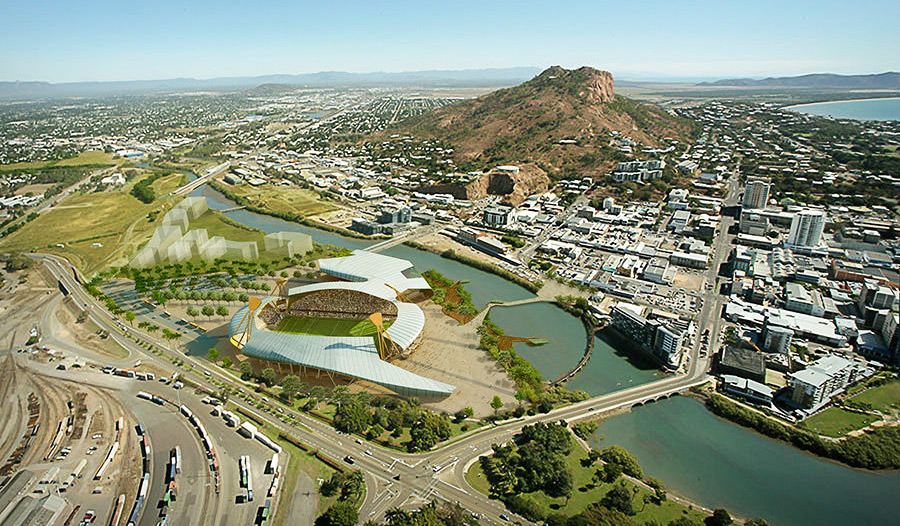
top-left (404, 240), bottom-right (542, 293)
top-left (207, 179), bottom-right (384, 241)
top-left (704, 392), bottom-right (900, 470)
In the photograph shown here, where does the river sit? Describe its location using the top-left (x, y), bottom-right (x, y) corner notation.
top-left (188, 182), bottom-right (897, 525)
top-left (787, 97), bottom-right (900, 121)
top-left (590, 396), bottom-right (900, 525)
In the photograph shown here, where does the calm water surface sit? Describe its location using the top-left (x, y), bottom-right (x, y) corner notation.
top-left (788, 97), bottom-right (900, 121)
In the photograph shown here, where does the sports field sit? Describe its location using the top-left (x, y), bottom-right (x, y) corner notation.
top-left (273, 316), bottom-right (392, 337)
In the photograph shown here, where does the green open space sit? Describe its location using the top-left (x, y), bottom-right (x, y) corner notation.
top-left (0, 150), bottom-right (116, 171)
top-left (274, 316), bottom-right (391, 337)
top-left (800, 407), bottom-right (879, 438)
top-left (467, 442), bottom-right (706, 523)
top-left (0, 172), bottom-right (185, 273)
top-left (849, 379), bottom-right (900, 413)
top-left (221, 181), bottom-right (336, 218)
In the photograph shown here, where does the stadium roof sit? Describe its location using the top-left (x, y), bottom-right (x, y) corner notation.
top-left (233, 250), bottom-right (453, 397)
top-left (232, 298), bottom-right (453, 397)
top-left (312, 250), bottom-right (431, 295)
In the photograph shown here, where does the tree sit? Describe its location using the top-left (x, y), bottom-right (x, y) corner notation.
top-left (281, 375), bottom-right (306, 400)
top-left (490, 395), bottom-right (503, 414)
top-left (239, 361), bottom-right (254, 380)
top-left (238, 293), bottom-right (249, 303)
top-left (308, 385), bottom-right (328, 409)
top-left (222, 356), bottom-right (232, 368)
top-left (601, 445), bottom-right (643, 479)
top-left (601, 482), bottom-right (635, 515)
top-left (216, 305), bottom-right (229, 318)
top-left (602, 461), bottom-right (623, 483)
top-left (207, 348), bottom-right (219, 362)
top-left (335, 400), bottom-right (371, 435)
top-left (571, 504), bottom-right (639, 526)
top-left (187, 306), bottom-right (199, 319)
top-left (316, 500), bottom-right (357, 526)
top-left (201, 305), bottom-right (215, 319)
top-left (125, 311), bottom-right (135, 326)
top-left (260, 367), bottom-right (276, 387)
top-left (705, 509), bottom-right (734, 526)
top-left (331, 386), bottom-right (352, 406)
top-left (408, 412), bottom-right (452, 452)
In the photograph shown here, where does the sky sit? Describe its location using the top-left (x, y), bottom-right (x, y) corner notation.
top-left (1, 0), bottom-right (898, 83)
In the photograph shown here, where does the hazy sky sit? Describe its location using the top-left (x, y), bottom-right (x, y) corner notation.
top-left (1, 0), bottom-right (897, 82)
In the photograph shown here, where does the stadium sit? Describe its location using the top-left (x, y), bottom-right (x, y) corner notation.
top-left (229, 250), bottom-right (456, 398)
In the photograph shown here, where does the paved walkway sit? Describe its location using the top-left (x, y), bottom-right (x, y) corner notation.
top-left (467, 297), bottom-right (546, 326)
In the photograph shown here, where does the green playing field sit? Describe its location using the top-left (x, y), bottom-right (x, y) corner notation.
top-left (273, 316), bottom-right (392, 337)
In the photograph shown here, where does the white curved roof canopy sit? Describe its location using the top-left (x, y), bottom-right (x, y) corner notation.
top-left (232, 252), bottom-right (453, 397)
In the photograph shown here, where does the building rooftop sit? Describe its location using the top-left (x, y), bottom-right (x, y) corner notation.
top-left (720, 346), bottom-right (766, 376)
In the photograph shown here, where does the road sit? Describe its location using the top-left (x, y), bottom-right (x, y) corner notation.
top-left (173, 161), bottom-right (231, 196)
top-left (34, 249), bottom-right (722, 524)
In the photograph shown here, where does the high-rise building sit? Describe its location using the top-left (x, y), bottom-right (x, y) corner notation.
top-left (762, 324), bottom-right (793, 354)
top-left (787, 209), bottom-right (825, 247)
top-left (742, 179), bottom-right (770, 210)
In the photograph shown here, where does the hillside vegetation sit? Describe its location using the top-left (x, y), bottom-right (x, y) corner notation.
top-left (384, 66), bottom-right (696, 178)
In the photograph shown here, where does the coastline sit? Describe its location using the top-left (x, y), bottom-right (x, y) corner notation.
top-left (782, 95), bottom-right (900, 111)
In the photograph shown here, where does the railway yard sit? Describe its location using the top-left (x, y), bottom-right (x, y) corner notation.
top-left (0, 265), bottom-right (285, 526)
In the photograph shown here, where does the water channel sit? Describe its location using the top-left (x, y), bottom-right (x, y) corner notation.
top-left (188, 182), bottom-right (899, 525)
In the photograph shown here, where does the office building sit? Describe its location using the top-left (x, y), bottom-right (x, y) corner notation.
top-left (742, 179), bottom-right (770, 210)
top-left (482, 205), bottom-right (513, 227)
top-left (787, 209), bottom-right (825, 247)
top-left (762, 324), bottom-right (793, 354)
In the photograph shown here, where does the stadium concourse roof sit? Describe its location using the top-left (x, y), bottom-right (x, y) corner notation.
top-left (232, 251), bottom-right (454, 398)
top-left (311, 249), bottom-right (431, 297)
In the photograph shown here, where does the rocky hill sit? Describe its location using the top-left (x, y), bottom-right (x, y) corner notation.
top-left (383, 66), bottom-right (695, 183)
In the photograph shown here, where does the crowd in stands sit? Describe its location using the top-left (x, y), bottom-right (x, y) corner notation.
top-left (259, 289), bottom-right (398, 326)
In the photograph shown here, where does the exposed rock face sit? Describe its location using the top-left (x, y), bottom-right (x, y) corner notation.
top-left (417, 163), bottom-right (549, 206)
top-left (578, 67), bottom-right (614, 103)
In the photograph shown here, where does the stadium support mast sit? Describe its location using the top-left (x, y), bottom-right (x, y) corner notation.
top-left (369, 312), bottom-right (398, 360)
top-left (230, 297), bottom-right (262, 349)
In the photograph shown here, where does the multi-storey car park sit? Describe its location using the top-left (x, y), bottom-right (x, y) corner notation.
top-left (228, 250), bottom-right (455, 398)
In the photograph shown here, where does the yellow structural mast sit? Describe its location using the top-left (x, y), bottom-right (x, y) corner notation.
top-left (369, 312), bottom-right (399, 360)
top-left (230, 297), bottom-right (262, 349)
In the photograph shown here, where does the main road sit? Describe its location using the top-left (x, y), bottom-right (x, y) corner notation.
top-left (34, 237), bottom-right (724, 523)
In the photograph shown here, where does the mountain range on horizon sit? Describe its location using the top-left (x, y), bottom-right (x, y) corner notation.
top-left (2, 68), bottom-right (899, 101)
top-left (0, 68), bottom-right (543, 100)
top-left (699, 71), bottom-right (900, 89)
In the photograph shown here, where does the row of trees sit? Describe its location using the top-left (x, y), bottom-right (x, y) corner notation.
top-left (185, 304), bottom-right (230, 319)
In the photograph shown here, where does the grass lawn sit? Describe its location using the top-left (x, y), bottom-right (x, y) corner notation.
top-left (800, 407), bottom-right (879, 438)
top-left (0, 172), bottom-right (184, 273)
top-left (274, 316), bottom-right (392, 337)
top-left (466, 443), bottom-right (706, 523)
top-left (850, 380), bottom-right (900, 413)
top-left (0, 150), bottom-right (116, 171)
top-left (223, 182), bottom-right (335, 218)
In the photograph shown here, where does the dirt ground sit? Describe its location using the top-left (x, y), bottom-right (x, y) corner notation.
top-left (671, 270), bottom-right (704, 291)
top-left (394, 302), bottom-right (518, 417)
top-left (54, 297), bottom-right (129, 359)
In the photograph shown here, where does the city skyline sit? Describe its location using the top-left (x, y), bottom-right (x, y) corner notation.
top-left (1, 0), bottom-right (898, 83)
